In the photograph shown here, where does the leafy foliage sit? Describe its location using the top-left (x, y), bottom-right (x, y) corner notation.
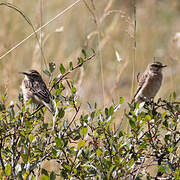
top-left (0, 50), bottom-right (179, 179)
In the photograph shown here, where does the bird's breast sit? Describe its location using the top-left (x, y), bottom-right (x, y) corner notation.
top-left (144, 74), bottom-right (162, 98)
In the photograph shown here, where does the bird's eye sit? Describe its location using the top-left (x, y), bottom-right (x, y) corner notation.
top-left (152, 64), bottom-right (159, 68)
top-left (32, 74), bottom-right (37, 78)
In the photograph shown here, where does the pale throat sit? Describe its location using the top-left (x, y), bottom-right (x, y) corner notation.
top-left (150, 69), bottom-right (162, 76)
top-left (24, 75), bottom-right (29, 80)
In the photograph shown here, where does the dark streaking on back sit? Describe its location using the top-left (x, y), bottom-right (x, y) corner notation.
top-left (21, 70), bottom-right (55, 115)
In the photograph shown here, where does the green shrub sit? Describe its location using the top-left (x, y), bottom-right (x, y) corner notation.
top-left (0, 51), bottom-right (179, 179)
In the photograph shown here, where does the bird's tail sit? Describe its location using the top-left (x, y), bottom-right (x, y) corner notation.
top-left (44, 102), bottom-right (55, 116)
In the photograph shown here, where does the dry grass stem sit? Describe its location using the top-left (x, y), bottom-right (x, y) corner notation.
top-left (0, 0), bottom-right (81, 61)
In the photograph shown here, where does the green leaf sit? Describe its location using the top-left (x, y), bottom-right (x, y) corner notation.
top-left (80, 127), bottom-right (88, 135)
top-left (74, 134), bottom-right (81, 141)
top-left (18, 92), bottom-right (23, 103)
top-left (163, 120), bottom-right (168, 128)
top-left (109, 106), bottom-right (114, 116)
top-left (96, 149), bottom-right (102, 157)
top-left (165, 164), bottom-right (171, 174)
top-left (74, 169), bottom-right (77, 174)
top-left (145, 115), bottom-right (151, 121)
top-left (158, 165), bottom-right (165, 173)
top-left (87, 102), bottom-right (92, 113)
top-left (1, 93), bottom-right (8, 101)
top-left (173, 91), bottom-right (176, 99)
top-left (41, 176), bottom-right (50, 180)
top-left (52, 148), bottom-right (57, 156)
top-left (41, 168), bottom-right (49, 176)
top-left (77, 140), bottom-right (85, 150)
top-left (118, 130), bottom-right (123, 137)
top-left (50, 171), bottom-right (56, 180)
top-left (129, 119), bottom-right (136, 129)
top-left (58, 108), bottom-right (65, 119)
top-left (90, 112), bottom-right (95, 119)
top-left (168, 146), bottom-right (173, 152)
top-left (43, 69), bottom-right (51, 77)
top-left (128, 158), bottom-right (134, 167)
top-left (78, 57), bottom-right (84, 65)
top-left (91, 48), bottom-right (96, 54)
top-left (137, 114), bottom-right (142, 122)
top-left (161, 111), bottom-right (168, 119)
top-left (28, 134), bottom-right (34, 143)
top-left (105, 108), bottom-right (109, 117)
top-left (82, 49), bottom-right (87, 58)
top-left (0, 103), bottom-right (5, 111)
top-left (59, 64), bottom-right (66, 74)
top-left (5, 164), bottom-right (11, 176)
top-left (8, 105), bottom-right (15, 119)
top-left (119, 97), bottom-right (124, 104)
top-left (20, 153), bottom-right (28, 162)
top-left (24, 171), bottom-right (30, 179)
top-left (55, 138), bottom-right (63, 148)
top-left (20, 131), bottom-right (25, 136)
top-left (94, 102), bottom-right (97, 109)
top-left (64, 164), bottom-right (71, 171)
top-left (49, 62), bottom-right (56, 73)
top-left (69, 61), bottom-right (73, 70)
top-left (71, 87), bottom-right (76, 94)
top-left (93, 130), bottom-right (97, 138)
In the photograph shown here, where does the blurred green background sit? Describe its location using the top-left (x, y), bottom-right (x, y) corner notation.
top-left (0, 0), bottom-right (180, 107)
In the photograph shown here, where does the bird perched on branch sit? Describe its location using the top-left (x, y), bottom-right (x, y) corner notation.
top-left (132, 61), bottom-right (167, 103)
top-left (21, 70), bottom-right (55, 115)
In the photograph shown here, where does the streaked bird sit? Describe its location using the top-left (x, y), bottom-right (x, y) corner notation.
top-left (21, 70), bottom-right (55, 115)
top-left (132, 61), bottom-right (167, 103)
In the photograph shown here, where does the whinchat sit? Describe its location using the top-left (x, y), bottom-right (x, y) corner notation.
top-left (132, 61), bottom-right (167, 103)
top-left (21, 70), bottom-right (55, 115)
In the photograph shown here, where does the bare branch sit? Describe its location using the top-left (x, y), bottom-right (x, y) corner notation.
top-left (49, 52), bottom-right (96, 92)
top-left (0, 135), bottom-right (6, 176)
top-left (64, 105), bottom-right (81, 133)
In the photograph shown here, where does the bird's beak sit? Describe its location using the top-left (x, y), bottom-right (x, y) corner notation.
top-left (161, 65), bottom-right (167, 68)
top-left (19, 72), bottom-right (29, 76)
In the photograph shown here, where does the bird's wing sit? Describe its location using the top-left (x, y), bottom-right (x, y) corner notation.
top-left (138, 71), bottom-right (148, 87)
top-left (24, 79), bottom-right (31, 89)
top-left (131, 72), bottom-right (148, 103)
top-left (31, 81), bottom-right (51, 103)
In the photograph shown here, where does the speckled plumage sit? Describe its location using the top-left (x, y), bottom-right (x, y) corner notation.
top-left (21, 70), bottom-right (55, 115)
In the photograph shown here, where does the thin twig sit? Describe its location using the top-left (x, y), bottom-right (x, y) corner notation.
top-left (82, 0), bottom-right (97, 24)
top-left (11, 127), bottom-right (16, 178)
top-left (0, 135), bottom-right (6, 176)
top-left (100, 0), bottom-right (114, 23)
top-left (30, 105), bottom-right (44, 116)
top-left (49, 52), bottom-right (96, 92)
top-left (133, 155), bottom-right (146, 179)
top-left (0, 2), bottom-right (47, 68)
top-left (131, 0), bottom-right (136, 99)
top-left (83, 0), bottom-right (106, 107)
top-left (64, 105), bottom-right (81, 133)
top-left (29, 53), bottom-right (95, 116)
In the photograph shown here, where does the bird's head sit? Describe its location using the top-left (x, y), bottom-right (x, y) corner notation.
top-left (21, 70), bottom-right (42, 81)
top-left (148, 61), bottom-right (167, 74)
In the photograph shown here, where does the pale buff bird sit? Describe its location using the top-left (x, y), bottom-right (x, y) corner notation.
top-left (21, 70), bottom-right (55, 115)
top-left (132, 61), bottom-right (167, 103)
